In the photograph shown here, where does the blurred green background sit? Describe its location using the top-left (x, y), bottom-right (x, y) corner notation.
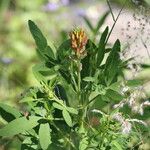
top-left (0, 0), bottom-right (150, 149)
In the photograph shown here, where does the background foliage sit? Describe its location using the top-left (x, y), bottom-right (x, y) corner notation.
top-left (0, 0), bottom-right (150, 149)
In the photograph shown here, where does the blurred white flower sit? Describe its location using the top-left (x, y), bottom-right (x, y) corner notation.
top-left (121, 120), bottom-right (132, 134)
top-left (121, 86), bottom-right (129, 94)
top-left (112, 113), bottom-right (124, 123)
top-left (113, 100), bottom-right (125, 109)
top-left (91, 109), bottom-right (106, 115)
top-left (127, 118), bottom-right (147, 126)
top-left (143, 100), bottom-right (150, 106)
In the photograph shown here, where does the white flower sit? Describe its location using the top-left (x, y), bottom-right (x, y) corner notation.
top-left (139, 103), bottom-right (144, 115)
top-left (112, 113), bottom-right (124, 123)
top-left (113, 100), bottom-right (125, 109)
top-left (121, 120), bottom-right (132, 134)
top-left (132, 105), bottom-right (139, 113)
top-left (143, 100), bottom-right (150, 106)
top-left (127, 119), bottom-right (147, 126)
top-left (91, 109), bottom-right (105, 115)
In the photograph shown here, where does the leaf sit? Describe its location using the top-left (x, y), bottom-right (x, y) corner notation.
top-left (127, 79), bottom-right (143, 87)
top-left (97, 26), bottom-right (109, 66)
top-left (104, 39), bottom-right (121, 85)
top-left (89, 91), bottom-right (100, 101)
top-left (46, 46), bottom-right (55, 60)
top-left (83, 77), bottom-right (95, 82)
top-left (28, 20), bottom-right (55, 61)
top-left (81, 39), bottom-right (97, 79)
top-left (83, 16), bottom-right (94, 32)
top-left (79, 136), bottom-right (88, 150)
top-left (111, 141), bottom-right (123, 150)
top-left (57, 39), bottom-right (71, 61)
top-left (22, 137), bottom-right (38, 150)
top-left (106, 89), bottom-right (124, 102)
top-left (32, 63), bottom-right (47, 83)
top-left (108, 82), bottom-right (121, 92)
top-left (0, 116), bottom-right (41, 137)
top-left (0, 103), bottom-right (21, 122)
top-left (32, 63), bottom-right (57, 84)
top-left (39, 123), bottom-right (52, 150)
top-left (20, 97), bottom-right (35, 103)
top-left (62, 109), bottom-right (72, 127)
top-left (95, 11), bottom-right (109, 34)
top-left (66, 107), bottom-right (78, 115)
top-left (53, 102), bottom-right (64, 110)
top-left (28, 20), bottom-right (47, 50)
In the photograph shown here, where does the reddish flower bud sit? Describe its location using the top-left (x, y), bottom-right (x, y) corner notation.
top-left (69, 28), bottom-right (88, 58)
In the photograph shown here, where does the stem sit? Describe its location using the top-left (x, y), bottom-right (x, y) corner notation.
top-left (105, 0), bottom-right (127, 44)
top-left (107, 0), bottom-right (115, 22)
top-left (77, 60), bottom-right (81, 94)
top-left (77, 59), bottom-right (82, 106)
top-left (71, 62), bottom-right (78, 92)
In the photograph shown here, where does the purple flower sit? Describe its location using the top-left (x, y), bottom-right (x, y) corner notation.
top-left (43, 2), bottom-right (60, 11)
top-left (61, 0), bottom-right (70, 6)
top-left (76, 9), bottom-right (86, 17)
top-left (42, 0), bottom-right (69, 12)
top-left (1, 57), bottom-right (13, 65)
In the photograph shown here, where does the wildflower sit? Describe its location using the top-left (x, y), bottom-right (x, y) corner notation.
top-left (92, 109), bottom-right (106, 115)
top-left (139, 100), bottom-right (150, 115)
top-left (69, 28), bottom-right (88, 58)
top-left (112, 113), bottom-right (124, 123)
top-left (127, 118), bottom-right (147, 126)
top-left (1, 57), bottom-right (13, 65)
top-left (43, 2), bottom-right (59, 11)
top-left (61, 0), bottom-right (69, 6)
top-left (113, 100), bottom-right (125, 109)
top-left (121, 120), bottom-right (132, 134)
top-left (43, 0), bottom-right (69, 12)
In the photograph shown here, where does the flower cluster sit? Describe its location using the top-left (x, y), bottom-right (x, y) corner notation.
top-left (113, 112), bottom-right (147, 134)
top-left (69, 28), bottom-right (88, 58)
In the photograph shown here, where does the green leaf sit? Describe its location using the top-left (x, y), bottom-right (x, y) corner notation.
top-left (97, 26), bottom-right (109, 66)
top-left (104, 39), bottom-right (121, 85)
top-left (53, 102), bottom-right (64, 110)
top-left (0, 116), bottom-right (41, 137)
top-left (0, 103), bottom-right (21, 122)
top-left (108, 82), bottom-right (121, 92)
top-left (62, 109), bottom-right (72, 127)
top-left (83, 77), bottom-right (95, 82)
top-left (20, 97), bottom-right (35, 103)
top-left (46, 46), bottom-right (55, 60)
top-left (32, 63), bottom-right (57, 84)
top-left (127, 79), bottom-right (143, 87)
top-left (28, 20), bottom-right (47, 50)
top-left (66, 107), bottom-right (78, 115)
top-left (32, 63), bottom-right (47, 83)
top-left (95, 11), bottom-right (109, 34)
top-left (83, 16), bottom-right (94, 32)
top-left (28, 20), bottom-right (55, 61)
top-left (111, 141), bottom-right (123, 150)
top-left (106, 89), bottom-right (124, 102)
top-left (22, 137), bottom-right (38, 150)
top-left (57, 39), bottom-right (71, 61)
top-left (79, 136), bottom-right (88, 150)
top-left (39, 123), bottom-right (52, 150)
top-left (81, 40), bottom-right (95, 79)
top-left (89, 91), bottom-right (100, 101)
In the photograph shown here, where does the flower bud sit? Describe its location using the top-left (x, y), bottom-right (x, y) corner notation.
top-left (69, 28), bottom-right (88, 58)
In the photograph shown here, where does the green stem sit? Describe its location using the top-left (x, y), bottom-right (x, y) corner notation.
top-left (76, 59), bottom-right (82, 106)
top-left (105, 0), bottom-right (127, 44)
top-left (71, 62), bottom-right (78, 92)
top-left (77, 60), bottom-right (81, 94)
